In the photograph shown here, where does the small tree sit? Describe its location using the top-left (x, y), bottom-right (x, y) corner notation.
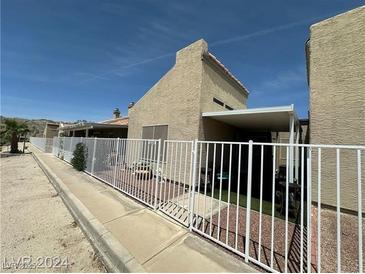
top-left (1, 119), bottom-right (29, 153)
top-left (71, 143), bottom-right (88, 171)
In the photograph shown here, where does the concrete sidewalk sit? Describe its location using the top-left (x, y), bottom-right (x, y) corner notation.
top-left (29, 145), bottom-right (257, 273)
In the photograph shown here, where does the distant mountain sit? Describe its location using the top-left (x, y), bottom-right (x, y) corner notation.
top-left (0, 115), bottom-right (67, 137)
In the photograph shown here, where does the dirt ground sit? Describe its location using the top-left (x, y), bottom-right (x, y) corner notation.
top-left (0, 150), bottom-right (105, 272)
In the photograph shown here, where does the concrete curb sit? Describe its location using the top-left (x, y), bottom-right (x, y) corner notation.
top-left (31, 149), bottom-right (146, 273)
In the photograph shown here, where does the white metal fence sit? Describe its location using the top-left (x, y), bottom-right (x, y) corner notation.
top-left (156, 140), bottom-right (194, 226)
top-left (52, 137), bottom-right (161, 208)
top-left (33, 137), bottom-right (364, 273)
top-left (29, 137), bottom-right (53, 153)
top-left (189, 141), bottom-right (364, 273)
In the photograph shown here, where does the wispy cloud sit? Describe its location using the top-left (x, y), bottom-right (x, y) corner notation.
top-left (259, 67), bottom-right (306, 90)
top-left (16, 73), bottom-right (51, 83)
top-left (210, 19), bottom-right (312, 47)
top-left (2, 95), bottom-right (108, 121)
top-left (210, 8), bottom-right (351, 47)
top-left (251, 66), bottom-right (307, 99)
top-left (77, 12), bottom-right (334, 83)
top-left (79, 52), bottom-right (174, 83)
top-left (74, 72), bottom-right (109, 81)
top-left (247, 65), bottom-right (309, 117)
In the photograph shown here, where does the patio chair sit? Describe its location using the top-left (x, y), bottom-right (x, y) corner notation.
top-left (215, 169), bottom-right (230, 188)
top-left (276, 165), bottom-right (300, 217)
top-left (133, 160), bottom-right (152, 180)
top-left (199, 167), bottom-right (213, 192)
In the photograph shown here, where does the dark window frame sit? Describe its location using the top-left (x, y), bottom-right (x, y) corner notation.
top-left (142, 125), bottom-right (168, 141)
top-left (213, 97), bottom-right (224, 107)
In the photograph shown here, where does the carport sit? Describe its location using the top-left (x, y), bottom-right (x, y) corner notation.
top-left (59, 122), bottom-right (128, 138)
top-left (202, 105), bottom-right (301, 183)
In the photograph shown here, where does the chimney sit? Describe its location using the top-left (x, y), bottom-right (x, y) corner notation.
top-left (113, 108), bottom-right (121, 119)
top-left (176, 39), bottom-right (208, 65)
top-left (128, 102), bottom-right (135, 109)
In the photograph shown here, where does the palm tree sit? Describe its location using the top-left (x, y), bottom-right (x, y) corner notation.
top-left (1, 119), bottom-right (29, 153)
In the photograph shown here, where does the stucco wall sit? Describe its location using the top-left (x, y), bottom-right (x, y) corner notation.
top-left (127, 39), bottom-right (251, 187)
top-left (128, 39), bottom-right (249, 142)
top-left (200, 118), bottom-right (237, 142)
top-left (200, 60), bottom-right (247, 113)
top-left (309, 6), bottom-right (365, 211)
top-left (127, 39), bottom-right (207, 141)
top-left (272, 122), bottom-right (309, 168)
top-left (198, 55), bottom-right (248, 141)
top-left (43, 125), bottom-right (59, 138)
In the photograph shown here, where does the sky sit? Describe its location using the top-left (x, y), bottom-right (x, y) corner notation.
top-left (1, 0), bottom-right (365, 122)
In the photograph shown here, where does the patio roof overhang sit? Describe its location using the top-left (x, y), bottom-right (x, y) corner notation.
top-left (203, 105), bottom-right (301, 184)
top-left (59, 122), bottom-right (127, 131)
top-left (202, 105), bottom-right (299, 132)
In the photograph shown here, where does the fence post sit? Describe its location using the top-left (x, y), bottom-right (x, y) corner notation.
top-left (63, 136), bottom-right (66, 157)
top-left (154, 139), bottom-right (161, 210)
top-left (57, 137), bottom-right (61, 157)
top-left (91, 137), bottom-right (97, 174)
top-left (52, 137), bottom-right (55, 155)
top-left (189, 139), bottom-right (198, 231)
top-left (336, 149), bottom-right (341, 273)
top-left (307, 147), bottom-right (312, 273)
top-left (70, 137), bottom-right (74, 160)
top-left (244, 140), bottom-right (253, 262)
top-left (357, 150), bottom-right (363, 273)
top-left (113, 138), bottom-right (120, 187)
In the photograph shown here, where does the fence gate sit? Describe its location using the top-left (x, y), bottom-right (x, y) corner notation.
top-left (156, 140), bottom-right (194, 227)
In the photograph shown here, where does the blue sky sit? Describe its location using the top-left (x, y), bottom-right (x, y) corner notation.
top-left (2, 0), bottom-right (364, 122)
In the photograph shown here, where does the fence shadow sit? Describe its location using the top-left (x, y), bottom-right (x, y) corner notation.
top-left (192, 203), bottom-right (316, 273)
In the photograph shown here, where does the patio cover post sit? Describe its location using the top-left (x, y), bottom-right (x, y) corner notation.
top-left (289, 114), bottom-right (294, 183)
top-left (189, 139), bottom-right (198, 231)
top-left (85, 129), bottom-right (89, 137)
top-left (295, 123), bottom-right (300, 183)
top-left (91, 137), bottom-right (97, 174)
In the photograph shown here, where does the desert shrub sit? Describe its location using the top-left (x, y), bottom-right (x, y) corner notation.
top-left (71, 142), bottom-right (88, 171)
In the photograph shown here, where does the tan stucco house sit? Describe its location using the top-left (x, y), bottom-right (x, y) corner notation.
top-left (307, 6), bottom-right (365, 212)
top-left (127, 39), bottom-right (305, 200)
top-left (128, 39), bottom-right (304, 145)
top-left (43, 122), bottom-right (59, 138)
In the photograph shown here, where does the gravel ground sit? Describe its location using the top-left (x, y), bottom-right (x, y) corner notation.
top-left (83, 164), bottom-right (365, 273)
top-left (194, 204), bottom-right (302, 272)
top-left (311, 206), bottom-right (365, 273)
top-left (194, 204), bottom-right (364, 273)
top-left (0, 151), bottom-right (105, 272)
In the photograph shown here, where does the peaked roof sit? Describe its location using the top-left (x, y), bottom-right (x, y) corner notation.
top-left (99, 117), bottom-right (129, 126)
top-left (203, 52), bottom-right (249, 96)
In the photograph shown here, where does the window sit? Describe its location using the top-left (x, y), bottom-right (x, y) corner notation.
top-left (213, 97), bottom-right (224, 107)
top-left (142, 125), bottom-right (168, 141)
top-left (213, 97), bottom-right (234, 110)
top-left (142, 125), bottom-right (168, 161)
top-left (142, 126), bottom-right (154, 139)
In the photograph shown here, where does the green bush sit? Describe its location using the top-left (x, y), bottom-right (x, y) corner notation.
top-left (71, 143), bottom-right (88, 171)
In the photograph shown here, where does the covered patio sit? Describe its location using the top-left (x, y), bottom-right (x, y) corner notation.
top-left (59, 122), bottom-right (128, 138)
top-left (202, 105), bottom-right (302, 187)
